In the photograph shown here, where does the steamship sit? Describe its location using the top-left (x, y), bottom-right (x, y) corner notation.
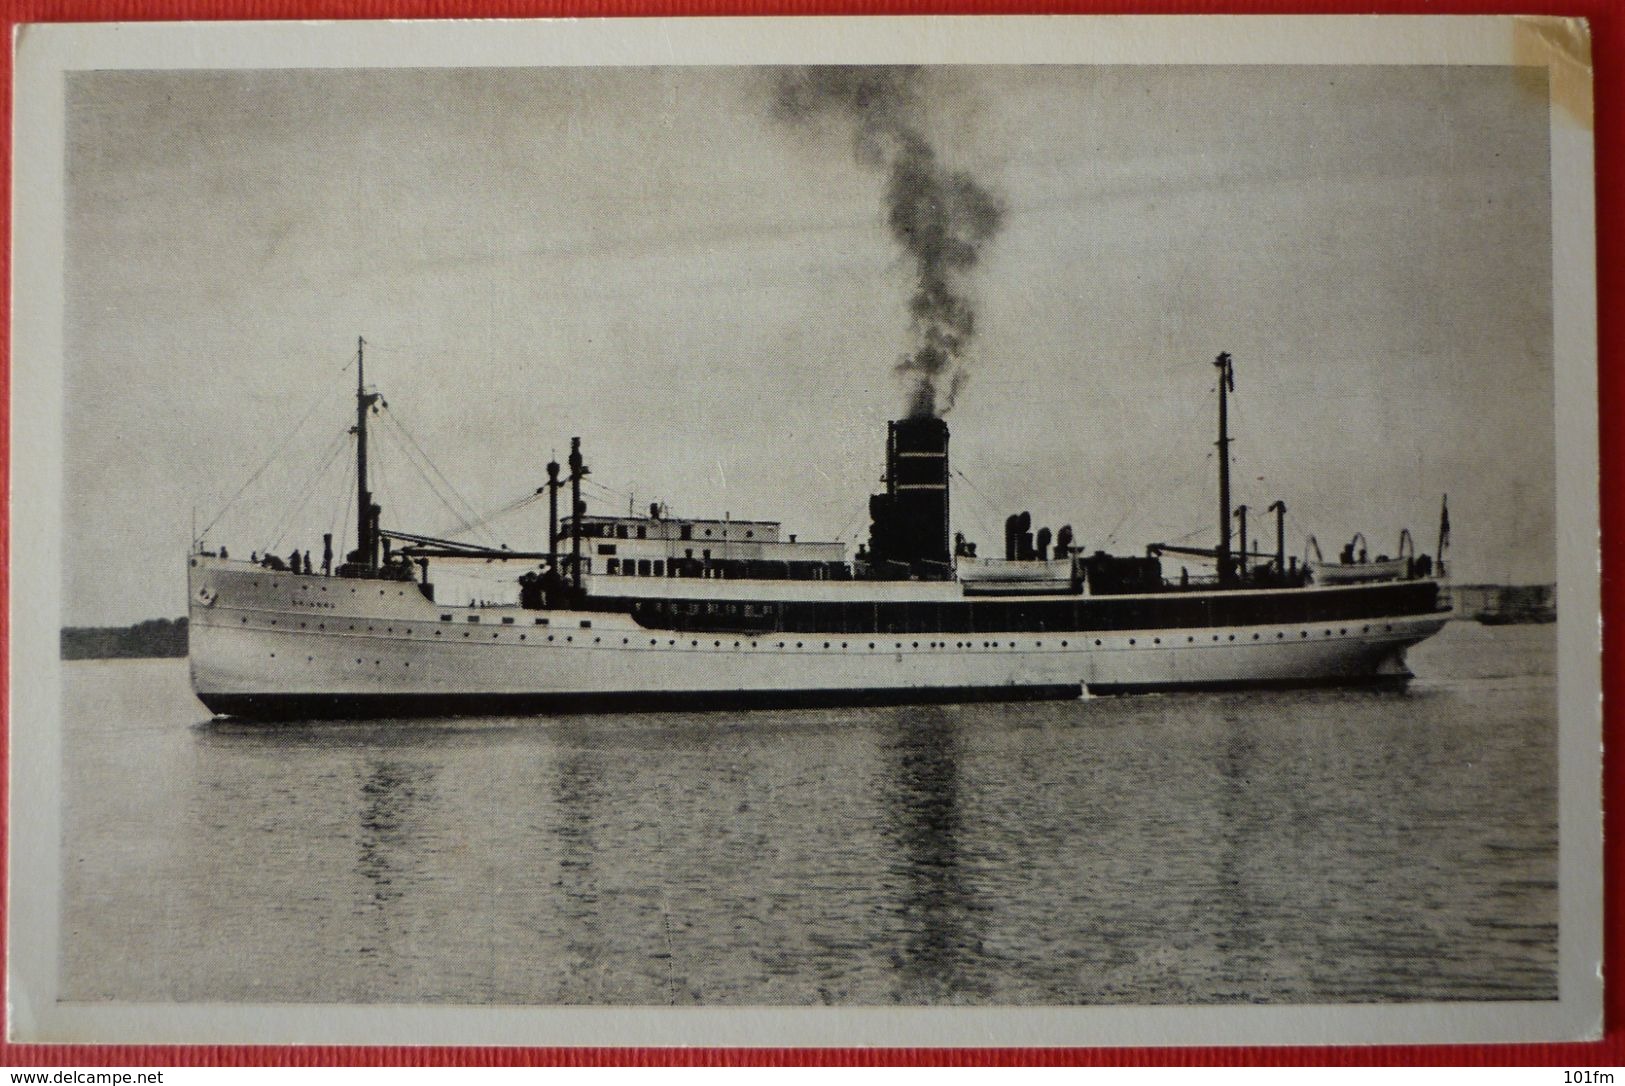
top-left (188, 347), bottom-right (1452, 720)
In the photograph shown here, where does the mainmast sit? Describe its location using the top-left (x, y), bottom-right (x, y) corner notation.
top-left (354, 336), bottom-right (381, 572)
top-left (546, 456), bottom-right (562, 577)
top-left (1215, 351), bottom-right (1235, 583)
top-left (568, 437), bottom-right (588, 592)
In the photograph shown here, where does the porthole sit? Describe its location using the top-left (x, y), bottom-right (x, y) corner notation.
top-left (1228, 635), bottom-right (1236, 641)
top-left (1129, 639), bottom-right (1136, 645)
top-left (692, 640), bottom-right (699, 647)
top-left (1152, 638), bottom-right (1159, 645)
top-left (912, 642), bottom-right (919, 649)
top-left (868, 643), bottom-right (875, 649)
top-left (566, 636), bottom-right (573, 643)
top-left (520, 634), bottom-right (526, 641)
top-left (823, 642), bottom-right (830, 649)
top-left (1339, 628), bottom-right (1347, 635)
top-left (1062, 641), bottom-right (1069, 647)
top-left (1094, 639), bottom-right (1102, 646)
top-left (796, 642), bottom-right (804, 649)
top-left (307, 656), bottom-right (313, 662)
top-left (1252, 634), bottom-right (1260, 641)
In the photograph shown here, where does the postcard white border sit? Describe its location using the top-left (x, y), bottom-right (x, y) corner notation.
top-left (10, 15), bottom-right (1602, 1046)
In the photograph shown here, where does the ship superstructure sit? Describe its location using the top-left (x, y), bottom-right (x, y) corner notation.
top-left (188, 343), bottom-right (1451, 719)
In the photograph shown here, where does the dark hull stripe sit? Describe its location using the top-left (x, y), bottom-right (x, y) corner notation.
top-left (596, 580), bottom-right (1443, 637)
top-left (196, 684), bottom-right (1085, 721)
top-left (1087, 674), bottom-right (1413, 696)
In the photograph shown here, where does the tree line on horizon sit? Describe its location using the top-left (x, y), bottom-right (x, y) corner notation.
top-left (61, 617), bottom-right (188, 660)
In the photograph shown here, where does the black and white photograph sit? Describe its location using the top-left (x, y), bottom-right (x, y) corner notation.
top-left (9, 16), bottom-right (1601, 1045)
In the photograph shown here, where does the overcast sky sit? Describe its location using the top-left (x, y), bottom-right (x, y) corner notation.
top-left (63, 64), bottom-right (1554, 626)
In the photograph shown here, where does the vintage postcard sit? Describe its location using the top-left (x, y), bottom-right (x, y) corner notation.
top-left (9, 16), bottom-right (1601, 1046)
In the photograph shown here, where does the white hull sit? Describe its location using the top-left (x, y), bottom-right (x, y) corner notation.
top-left (187, 557), bottom-right (1450, 718)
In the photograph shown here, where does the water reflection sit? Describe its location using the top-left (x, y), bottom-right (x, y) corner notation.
top-left (352, 758), bottom-right (438, 966)
top-left (550, 741), bottom-right (608, 993)
top-left (1211, 709), bottom-right (1265, 998)
top-left (194, 716), bottom-right (530, 752)
top-left (878, 706), bottom-right (987, 1002)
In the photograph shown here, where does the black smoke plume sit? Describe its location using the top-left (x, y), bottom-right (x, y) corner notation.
top-left (772, 67), bottom-right (1005, 418)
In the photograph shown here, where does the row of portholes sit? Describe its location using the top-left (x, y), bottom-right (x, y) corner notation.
top-left (245, 619), bottom-right (1397, 649)
top-left (247, 580), bottom-right (407, 598)
top-left (1100, 624), bottom-right (1392, 647)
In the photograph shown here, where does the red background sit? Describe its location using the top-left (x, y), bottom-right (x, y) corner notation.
top-left (0, 0), bottom-right (1615, 1068)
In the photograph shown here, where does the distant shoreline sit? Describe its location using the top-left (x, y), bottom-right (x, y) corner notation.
top-left (61, 618), bottom-right (187, 660)
top-left (1452, 583), bottom-right (1557, 625)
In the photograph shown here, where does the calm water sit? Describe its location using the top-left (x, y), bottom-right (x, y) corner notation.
top-left (61, 621), bottom-right (1557, 1006)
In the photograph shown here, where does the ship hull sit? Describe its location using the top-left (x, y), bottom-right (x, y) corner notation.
top-left (188, 557), bottom-right (1450, 721)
